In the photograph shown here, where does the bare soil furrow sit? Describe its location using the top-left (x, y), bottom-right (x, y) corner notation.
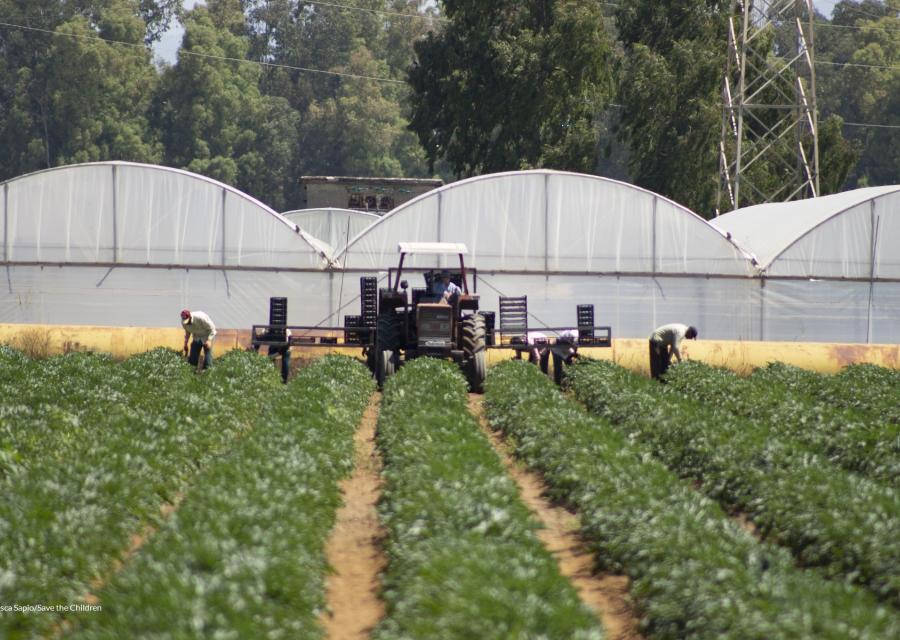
top-left (468, 394), bottom-right (643, 640)
top-left (320, 393), bottom-right (386, 640)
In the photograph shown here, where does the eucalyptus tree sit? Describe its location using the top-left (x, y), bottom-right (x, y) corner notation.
top-left (0, 0), bottom-right (162, 179)
top-left (818, 0), bottom-right (898, 187)
top-left (406, 0), bottom-right (614, 177)
top-left (152, 0), bottom-right (297, 209)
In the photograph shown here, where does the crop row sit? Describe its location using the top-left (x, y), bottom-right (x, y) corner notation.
top-left (0, 347), bottom-right (129, 477)
top-left (69, 354), bottom-right (374, 638)
top-left (757, 362), bottom-right (900, 425)
top-left (375, 358), bottom-right (602, 640)
top-left (566, 359), bottom-right (899, 605)
top-left (484, 360), bottom-right (898, 639)
top-left (662, 361), bottom-right (898, 484)
top-left (0, 349), bottom-right (283, 638)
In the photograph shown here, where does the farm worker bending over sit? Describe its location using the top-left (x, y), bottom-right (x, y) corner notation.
top-left (433, 269), bottom-right (462, 304)
top-left (181, 309), bottom-right (217, 372)
top-left (648, 323), bottom-right (697, 380)
top-left (556, 329), bottom-right (580, 365)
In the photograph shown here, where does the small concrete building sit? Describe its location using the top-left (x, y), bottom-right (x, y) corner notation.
top-left (299, 176), bottom-right (443, 214)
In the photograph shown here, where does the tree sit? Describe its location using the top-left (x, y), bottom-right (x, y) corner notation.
top-left (0, 0), bottom-right (161, 179)
top-left (152, 0), bottom-right (298, 209)
top-left (614, 0), bottom-right (730, 215)
top-left (407, 0), bottom-right (614, 177)
top-left (242, 0), bottom-right (435, 205)
top-left (817, 0), bottom-right (898, 187)
top-left (615, 0), bottom-right (864, 214)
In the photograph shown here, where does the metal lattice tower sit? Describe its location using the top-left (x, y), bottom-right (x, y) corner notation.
top-left (717, 0), bottom-right (819, 214)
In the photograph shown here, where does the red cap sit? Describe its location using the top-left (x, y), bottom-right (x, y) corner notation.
top-left (180, 309), bottom-right (191, 320)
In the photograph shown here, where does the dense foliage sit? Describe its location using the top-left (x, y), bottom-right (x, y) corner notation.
top-left (406, 0), bottom-right (614, 177)
top-left (0, 349), bottom-right (372, 638)
top-left (375, 358), bottom-right (602, 639)
top-left (566, 359), bottom-right (900, 605)
top-left (485, 360), bottom-right (898, 639)
top-left (0, 1), bottom-right (893, 212)
top-left (70, 354), bottom-right (373, 638)
top-left (662, 361), bottom-right (899, 484)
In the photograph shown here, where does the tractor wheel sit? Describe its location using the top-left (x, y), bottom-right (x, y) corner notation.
top-left (377, 349), bottom-right (396, 388)
top-left (462, 314), bottom-right (487, 393)
top-left (374, 314), bottom-right (402, 387)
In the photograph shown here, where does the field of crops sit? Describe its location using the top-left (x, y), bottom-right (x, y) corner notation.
top-left (0, 345), bottom-right (897, 639)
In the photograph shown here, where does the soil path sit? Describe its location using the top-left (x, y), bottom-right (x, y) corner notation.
top-left (320, 393), bottom-right (386, 640)
top-left (468, 395), bottom-right (643, 640)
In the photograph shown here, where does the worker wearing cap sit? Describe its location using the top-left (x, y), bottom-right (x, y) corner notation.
top-left (648, 323), bottom-right (698, 380)
top-left (181, 309), bottom-right (217, 371)
top-left (433, 269), bottom-right (462, 304)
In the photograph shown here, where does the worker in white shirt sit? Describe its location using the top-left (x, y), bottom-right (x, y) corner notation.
top-left (648, 323), bottom-right (698, 380)
top-left (181, 309), bottom-right (217, 372)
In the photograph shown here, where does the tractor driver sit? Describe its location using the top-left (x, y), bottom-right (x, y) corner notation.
top-left (433, 269), bottom-right (462, 304)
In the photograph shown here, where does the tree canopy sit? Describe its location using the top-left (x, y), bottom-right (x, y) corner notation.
top-left (0, 0), bottom-right (893, 213)
top-left (406, 0), bottom-right (614, 177)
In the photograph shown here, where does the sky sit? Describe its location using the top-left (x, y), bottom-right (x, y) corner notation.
top-left (152, 0), bottom-right (843, 66)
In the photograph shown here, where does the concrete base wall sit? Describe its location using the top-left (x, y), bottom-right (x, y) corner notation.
top-left (1, 324), bottom-right (898, 374)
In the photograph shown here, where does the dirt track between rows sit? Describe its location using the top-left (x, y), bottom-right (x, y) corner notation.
top-left (320, 393), bottom-right (386, 640)
top-left (468, 394), bottom-right (644, 640)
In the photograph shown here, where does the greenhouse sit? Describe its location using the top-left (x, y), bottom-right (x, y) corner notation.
top-left (281, 207), bottom-right (380, 257)
top-left (2, 163), bottom-right (897, 344)
top-left (0, 162), bottom-right (336, 329)
top-left (712, 185), bottom-right (900, 343)
top-left (336, 170), bottom-right (760, 339)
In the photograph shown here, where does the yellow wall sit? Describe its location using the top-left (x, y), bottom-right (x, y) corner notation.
top-left (1, 323), bottom-right (898, 373)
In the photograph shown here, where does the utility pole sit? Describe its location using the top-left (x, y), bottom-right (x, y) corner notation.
top-left (717, 0), bottom-right (819, 214)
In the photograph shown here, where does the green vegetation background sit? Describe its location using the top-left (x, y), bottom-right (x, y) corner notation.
top-left (0, 0), bottom-right (895, 215)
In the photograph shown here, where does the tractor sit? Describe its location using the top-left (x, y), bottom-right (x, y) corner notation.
top-left (366, 242), bottom-right (487, 391)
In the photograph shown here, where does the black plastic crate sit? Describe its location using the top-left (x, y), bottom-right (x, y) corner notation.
top-left (268, 297), bottom-right (288, 340)
top-left (344, 315), bottom-right (362, 345)
top-left (577, 304), bottom-right (594, 340)
top-left (360, 277), bottom-right (378, 325)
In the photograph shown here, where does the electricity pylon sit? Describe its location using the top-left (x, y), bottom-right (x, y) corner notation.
top-left (717, 0), bottom-right (819, 214)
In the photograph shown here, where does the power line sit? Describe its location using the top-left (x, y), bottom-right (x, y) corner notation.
top-left (816, 58), bottom-right (899, 70)
top-left (841, 121), bottom-right (900, 129)
top-left (815, 20), bottom-right (900, 33)
top-left (0, 20), bottom-right (406, 84)
top-left (302, 0), bottom-right (447, 22)
top-left (834, 4), bottom-right (897, 22)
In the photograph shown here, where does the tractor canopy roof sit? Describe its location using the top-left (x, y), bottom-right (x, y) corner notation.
top-left (397, 242), bottom-right (468, 255)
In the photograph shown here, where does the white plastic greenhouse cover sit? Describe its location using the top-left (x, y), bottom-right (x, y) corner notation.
top-left (1, 162), bottom-right (337, 328)
top-left (282, 208), bottom-right (380, 257)
top-left (711, 185), bottom-right (900, 278)
top-left (339, 170), bottom-right (754, 275)
top-left (330, 170), bottom-right (760, 340)
top-left (711, 186), bottom-right (900, 343)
